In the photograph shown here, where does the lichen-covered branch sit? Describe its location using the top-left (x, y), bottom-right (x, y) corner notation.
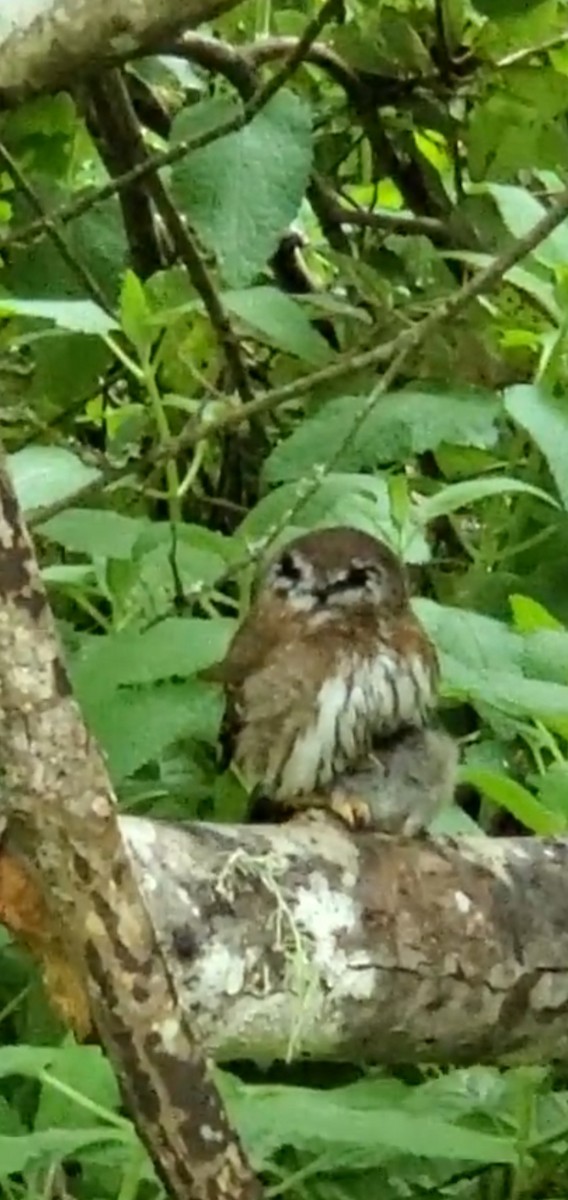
top-left (123, 815), bottom-right (568, 1065)
top-left (0, 454), bottom-right (261, 1200)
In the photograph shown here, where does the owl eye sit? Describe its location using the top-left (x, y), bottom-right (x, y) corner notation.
top-left (345, 564), bottom-right (369, 588)
top-left (278, 551), bottom-right (303, 582)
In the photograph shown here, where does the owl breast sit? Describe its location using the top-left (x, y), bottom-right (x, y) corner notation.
top-left (275, 648), bottom-right (435, 800)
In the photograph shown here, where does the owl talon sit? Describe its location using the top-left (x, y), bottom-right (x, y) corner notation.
top-left (329, 792), bottom-right (373, 831)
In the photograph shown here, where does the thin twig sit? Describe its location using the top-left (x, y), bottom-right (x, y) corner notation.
top-left (319, 196), bottom-right (447, 240)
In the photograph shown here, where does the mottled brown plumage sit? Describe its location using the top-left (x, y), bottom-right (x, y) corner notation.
top-left (205, 526), bottom-right (440, 825)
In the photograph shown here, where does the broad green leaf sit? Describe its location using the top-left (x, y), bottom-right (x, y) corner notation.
top-left (171, 90), bottom-right (313, 287)
top-left (461, 768), bottom-right (566, 834)
top-left (415, 599), bottom-right (524, 675)
top-left (521, 627), bottom-right (568, 684)
top-left (223, 1080), bottom-right (519, 1169)
top-left (72, 618), bottom-right (235, 691)
top-left (264, 389), bottom-right (500, 482)
top-left (223, 287), bottom-right (333, 365)
top-left (0, 297), bottom-right (117, 335)
top-left (487, 184), bottom-right (568, 269)
top-left (0, 1046), bottom-right (56, 1078)
top-left (418, 476), bottom-right (558, 523)
top-left (172, 94), bottom-right (240, 142)
top-left (505, 383), bottom-right (568, 509)
top-left (80, 681), bottom-right (222, 782)
top-left (8, 447), bottom-right (101, 516)
top-left (0, 1128), bottom-right (131, 1176)
top-left (416, 600), bottom-right (568, 722)
top-left (39, 509), bottom-right (150, 559)
top-left (36, 1046), bottom-right (120, 1131)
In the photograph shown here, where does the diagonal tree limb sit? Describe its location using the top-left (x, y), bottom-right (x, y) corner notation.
top-left (0, 450), bottom-right (261, 1200)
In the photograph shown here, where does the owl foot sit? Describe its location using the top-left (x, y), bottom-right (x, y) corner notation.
top-left (328, 791), bottom-right (373, 831)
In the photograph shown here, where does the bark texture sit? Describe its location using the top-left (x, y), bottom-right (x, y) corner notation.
top-left (0, 457), bottom-right (261, 1200)
top-left (0, 0), bottom-right (244, 102)
top-left (123, 814), bottom-right (568, 1064)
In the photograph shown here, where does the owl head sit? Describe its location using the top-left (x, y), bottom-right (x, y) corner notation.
top-left (262, 526), bottom-right (410, 614)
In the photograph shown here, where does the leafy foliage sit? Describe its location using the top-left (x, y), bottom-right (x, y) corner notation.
top-left (4, 0), bottom-right (568, 1196)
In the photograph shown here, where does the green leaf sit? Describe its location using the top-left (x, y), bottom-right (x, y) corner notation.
top-left (72, 618), bottom-right (235, 692)
top-left (521, 627), bottom-right (568, 684)
top-left (36, 1046), bottom-right (121, 1131)
top-left (505, 383), bottom-right (568, 509)
top-left (172, 94), bottom-right (240, 142)
top-left (0, 297), bottom-right (117, 335)
top-left (171, 90), bottom-right (313, 287)
top-left (80, 681), bottom-right (222, 782)
top-left (264, 389), bottom-right (500, 482)
top-left (8, 448), bottom-right (101, 516)
top-left (0, 1128), bottom-right (131, 1177)
top-left (418, 476), bottom-right (558, 523)
top-left (486, 184), bottom-right (568, 269)
top-left (223, 1079), bottom-right (519, 1170)
top-left (223, 287), bottom-right (333, 365)
top-left (0, 1046), bottom-right (57, 1078)
top-left (38, 509), bottom-right (151, 559)
top-left (460, 768), bottom-right (566, 834)
top-left (120, 270), bottom-right (152, 357)
top-left (416, 600), bottom-right (568, 724)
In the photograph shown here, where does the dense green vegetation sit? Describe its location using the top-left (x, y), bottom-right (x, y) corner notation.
top-left (3, 0), bottom-right (568, 1194)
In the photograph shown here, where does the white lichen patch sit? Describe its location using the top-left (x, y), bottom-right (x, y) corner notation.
top-left (193, 940), bottom-right (246, 1000)
top-left (293, 872), bottom-right (375, 999)
top-left (455, 890), bottom-right (472, 914)
top-left (295, 871), bottom-right (359, 938)
top-left (121, 815), bottom-right (158, 862)
top-left (156, 1016), bottom-right (182, 1051)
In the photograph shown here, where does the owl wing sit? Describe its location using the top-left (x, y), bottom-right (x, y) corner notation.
top-left (202, 611), bottom-right (320, 778)
top-left (200, 608), bottom-right (278, 771)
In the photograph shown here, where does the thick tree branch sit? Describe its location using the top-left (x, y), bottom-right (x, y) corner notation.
top-left (81, 817), bottom-right (568, 1064)
top-left (5, 814), bottom-right (568, 1065)
top-left (0, 452), bottom-right (261, 1200)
